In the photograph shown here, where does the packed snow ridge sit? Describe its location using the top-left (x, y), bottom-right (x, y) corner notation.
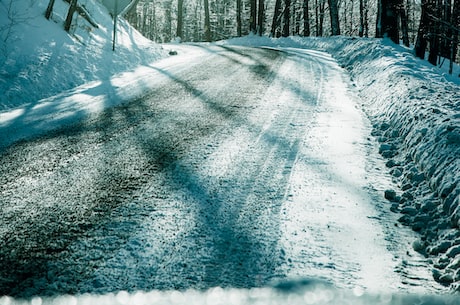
top-left (225, 35), bottom-right (460, 291)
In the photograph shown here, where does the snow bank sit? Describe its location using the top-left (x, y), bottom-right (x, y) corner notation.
top-left (224, 35), bottom-right (460, 291)
top-left (0, 0), bottom-right (165, 111)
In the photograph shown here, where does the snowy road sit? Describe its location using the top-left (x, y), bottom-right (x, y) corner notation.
top-left (0, 45), bottom-right (442, 297)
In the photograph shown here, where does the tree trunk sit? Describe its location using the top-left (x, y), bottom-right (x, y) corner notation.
top-left (258, 0), bottom-right (264, 36)
top-left (271, 0), bottom-right (283, 37)
top-left (316, 0), bottom-right (325, 36)
top-left (428, 0), bottom-right (442, 65)
top-left (177, 0), bottom-right (183, 39)
top-left (328, 0), bottom-right (340, 35)
top-left (415, 0), bottom-right (429, 59)
top-left (283, 0), bottom-right (291, 37)
top-left (250, 0), bottom-right (257, 33)
top-left (376, 0), bottom-right (382, 36)
top-left (399, 5), bottom-right (410, 47)
top-left (359, 0), bottom-right (365, 36)
top-left (204, 0), bottom-right (211, 41)
top-left (164, 0), bottom-right (172, 42)
top-left (450, 0), bottom-right (460, 74)
top-left (45, 0), bottom-right (56, 20)
top-left (237, 0), bottom-right (242, 37)
top-left (376, 0), bottom-right (399, 43)
top-left (303, 0), bottom-right (310, 36)
top-left (64, 0), bottom-right (78, 32)
top-left (295, 3), bottom-right (301, 34)
top-left (363, 0), bottom-right (369, 37)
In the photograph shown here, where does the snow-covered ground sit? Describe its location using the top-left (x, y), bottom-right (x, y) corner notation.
top-left (0, 0), bottom-right (165, 148)
top-left (1, 0), bottom-right (460, 304)
top-left (223, 36), bottom-right (460, 291)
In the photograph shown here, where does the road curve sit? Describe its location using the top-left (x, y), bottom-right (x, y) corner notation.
top-left (0, 45), bottom-right (440, 297)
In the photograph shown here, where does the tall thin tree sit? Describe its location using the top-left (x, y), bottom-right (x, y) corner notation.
top-left (204, 0), bottom-right (211, 41)
top-left (450, 0), bottom-right (460, 74)
top-left (328, 0), bottom-right (340, 35)
top-left (250, 0), bottom-right (257, 33)
top-left (303, 0), bottom-right (310, 36)
top-left (237, 0), bottom-right (242, 36)
top-left (428, 0), bottom-right (441, 65)
top-left (258, 0), bottom-right (265, 35)
top-left (45, 0), bottom-right (56, 19)
top-left (64, 0), bottom-right (78, 32)
top-left (177, 0), bottom-right (184, 39)
top-left (359, 0), bottom-right (365, 36)
top-left (283, 0), bottom-right (291, 36)
top-left (376, 0), bottom-right (399, 43)
top-left (415, 0), bottom-right (430, 59)
top-left (271, 0), bottom-right (283, 37)
top-left (399, 3), bottom-right (410, 46)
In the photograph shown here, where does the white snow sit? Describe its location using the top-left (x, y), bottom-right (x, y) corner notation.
top-left (224, 35), bottom-right (460, 291)
top-left (0, 0), bottom-right (166, 148)
top-left (1, 1), bottom-right (460, 304)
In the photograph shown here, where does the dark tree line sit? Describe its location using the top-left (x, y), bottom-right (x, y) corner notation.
top-left (414, 0), bottom-right (460, 72)
top-left (41, 0), bottom-right (459, 71)
top-left (124, 0), bottom-right (400, 41)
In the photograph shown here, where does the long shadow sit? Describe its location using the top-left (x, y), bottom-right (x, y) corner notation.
top-left (0, 45), bottom-right (335, 297)
top-left (191, 44), bottom-right (281, 80)
top-left (0, 49), bottom-right (276, 296)
top-left (196, 45), bottom-right (325, 107)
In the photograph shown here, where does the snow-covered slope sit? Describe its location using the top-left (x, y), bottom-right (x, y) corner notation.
top-left (224, 35), bottom-right (460, 291)
top-left (0, 0), bottom-right (165, 111)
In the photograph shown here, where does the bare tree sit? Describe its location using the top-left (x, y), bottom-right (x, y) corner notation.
top-left (45, 0), bottom-right (56, 20)
top-left (250, 0), bottom-right (257, 33)
top-left (359, 0), bottom-right (369, 37)
top-left (316, 0), bottom-right (325, 36)
top-left (64, 0), bottom-right (78, 32)
top-left (328, 0), bottom-right (340, 35)
top-left (237, 0), bottom-right (242, 36)
top-left (177, 0), bottom-right (184, 39)
top-left (399, 2), bottom-right (410, 46)
top-left (204, 0), bottom-right (211, 41)
top-left (271, 0), bottom-right (283, 37)
top-left (376, 0), bottom-right (399, 43)
top-left (258, 0), bottom-right (265, 35)
top-left (283, 0), bottom-right (291, 37)
top-left (415, 0), bottom-right (430, 59)
top-left (303, 0), bottom-right (310, 36)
